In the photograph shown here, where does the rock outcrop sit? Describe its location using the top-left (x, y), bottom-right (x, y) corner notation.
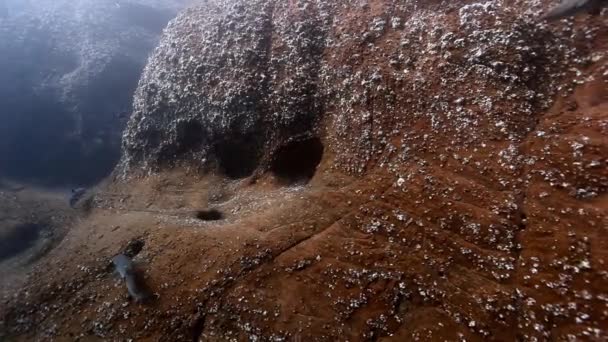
top-left (0, 0), bottom-right (188, 186)
top-left (121, 0), bottom-right (591, 179)
top-left (121, 0), bottom-right (332, 178)
top-left (1, 0), bottom-right (606, 341)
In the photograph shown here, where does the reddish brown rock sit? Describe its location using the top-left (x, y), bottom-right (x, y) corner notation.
top-left (1, 0), bottom-right (606, 341)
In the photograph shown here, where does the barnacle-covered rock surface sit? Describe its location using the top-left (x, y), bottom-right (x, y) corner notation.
top-left (1, 0), bottom-right (606, 341)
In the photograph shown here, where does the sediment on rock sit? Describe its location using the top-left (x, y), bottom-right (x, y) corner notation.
top-left (1, 0), bottom-right (606, 341)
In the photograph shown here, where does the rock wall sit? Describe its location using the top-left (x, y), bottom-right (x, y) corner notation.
top-left (121, 0), bottom-right (333, 177)
top-left (116, 0), bottom-right (607, 339)
top-left (0, 0), bottom-right (189, 186)
top-left (121, 0), bottom-right (588, 179)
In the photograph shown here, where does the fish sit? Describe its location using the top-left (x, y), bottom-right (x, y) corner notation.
top-left (111, 254), bottom-right (151, 302)
top-left (543, 0), bottom-right (607, 20)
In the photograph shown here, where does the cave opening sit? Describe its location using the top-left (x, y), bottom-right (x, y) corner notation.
top-left (195, 209), bottom-right (224, 221)
top-left (175, 120), bottom-right (205, 156)
top-left (0, 223), bottom-right (44, 262)
top-left (270, 137), bottom-right (324, 185)
top-left (213, 137), bottom-right (260, 179)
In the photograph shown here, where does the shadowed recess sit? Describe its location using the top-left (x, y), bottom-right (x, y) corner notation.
top-left (213, 137), bottom-right (261, 179)
top-left (123, 238), bottom-right (145, 258)
top-left (195, 209), bottom-right (224, 221)
top-left (175, 120), bottom-right (205, 156)
top-left (271, 137), bottom-right (324, 184)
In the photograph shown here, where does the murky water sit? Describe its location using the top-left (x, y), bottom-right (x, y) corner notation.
top-left (0, 223), bottom-right (44, 262)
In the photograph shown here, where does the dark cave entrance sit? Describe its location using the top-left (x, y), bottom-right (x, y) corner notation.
top-left (175, 120), bottom-right (205, 156)
top-left (213, 137), bottom-right (260, 179)
top-left (270, 137), bottom-right (324, 185)
top-left (195, 209), bottom-right (224, 221)
top-left (0, 223), bottom-right (44, 262)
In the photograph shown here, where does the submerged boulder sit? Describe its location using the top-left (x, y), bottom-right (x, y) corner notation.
top-left (121, 0), bottom-right (332, 177)
top-left (120, 0), bottom-right (588, 181)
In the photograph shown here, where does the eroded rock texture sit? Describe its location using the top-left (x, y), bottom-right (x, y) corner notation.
top-left (0, 0), bottom-right (187, 185)
top-left (1, 0), bottom-right (606, 341)
top-left (122, 0), bottom-right (332, 177)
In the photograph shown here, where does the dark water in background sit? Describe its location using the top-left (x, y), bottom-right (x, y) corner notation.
top-left (0, 52), bottom-right (131, 187)
top-left (0, 223), bottom-right (43, 262)
top-left (0, 0), bottom-right (185, 187)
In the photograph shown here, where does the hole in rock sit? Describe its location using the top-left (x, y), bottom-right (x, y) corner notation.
top-left (195, 209), bottom-right (224, 221)
top-left (271, 137), bottom-right (324, 184)
top-left (214, 138), bottom-right (260, 179)
top-left (123, 238), bottom-right (145, 258)
top-left (175, 120), bottom-right (204, 156)
top-left (0, 223), bottom-right (45, 261)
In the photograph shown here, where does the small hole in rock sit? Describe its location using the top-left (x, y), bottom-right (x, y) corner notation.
top-left (123, 239), bottom-right (145, 258)
top-left (195, 209), bottom-right (224, 221)
top-left (0, 223), bottom-right (44, 261)
top-left (271, 137), bottom-right (324, 184)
